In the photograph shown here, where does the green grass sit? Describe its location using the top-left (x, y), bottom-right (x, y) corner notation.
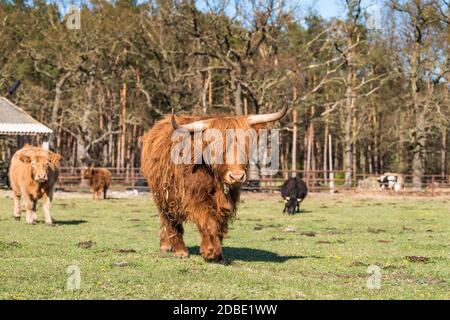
top-left (0, 192), bottom-right (449, 300)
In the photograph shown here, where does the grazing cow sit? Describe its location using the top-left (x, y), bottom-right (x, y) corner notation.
top-left (140, 107), bottom-right (287, 263)
top-left (82, 166), bottom-right (111, 200)
top-left (281, 177), bottom-right (308, 214)
top-left (8, 145), bottom-right (61, 225)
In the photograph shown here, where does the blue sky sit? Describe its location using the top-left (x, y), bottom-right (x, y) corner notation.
top-left (301, 0), bottom-right (343, 19)
top-left (48, 0), bottom-right (382, 21)
top-left (299, 0), bottom-right (384, 19)
top-left (195, 0), bottom-right (346, 20)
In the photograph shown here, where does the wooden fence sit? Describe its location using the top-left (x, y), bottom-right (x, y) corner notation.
top-left (58, 167), bottom-right (145, 192)
top-left (56, 167), bottom-right (450, 193)
top-left (260, 171), bottom-right (450, 192)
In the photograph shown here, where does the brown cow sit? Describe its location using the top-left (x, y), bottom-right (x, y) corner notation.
top-left (140, 108), bottom-right (287, 263)
top-left (9, 145), bottom-right (61, 225)
top-left (82, 166), bottom-right (111, 200)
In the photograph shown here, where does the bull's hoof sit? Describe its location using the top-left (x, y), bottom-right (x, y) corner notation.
top-left (215, 255), bottom-right (227, 265)
top-left (202, 253), bottom-right (226, 264)
top-left (13, 217), bottom-right (20, 221)
top-left (26, 221), bottom-right (36, 225)
top-left (173, 250), bottom-right (189, 259)
top-left (45, 222), bottom-right (55, 227)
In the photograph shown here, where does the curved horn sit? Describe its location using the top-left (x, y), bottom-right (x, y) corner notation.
top-left (171, 115), bottom-right (209, 133)
top-left (247, 106), bottom-right (288, 125)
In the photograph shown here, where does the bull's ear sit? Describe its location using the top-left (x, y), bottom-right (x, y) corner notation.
top-left (19, 155), bottom-right (31, 163)
top-left (50, 153), bottom-right (62, 164)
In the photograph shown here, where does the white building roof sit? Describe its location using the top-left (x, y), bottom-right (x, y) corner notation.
top-left (0, 97), bottom-right (53, 136)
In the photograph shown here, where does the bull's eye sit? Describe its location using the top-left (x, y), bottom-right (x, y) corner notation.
top-left (31, 161), bottom-right (36, 167)
top-left (286, 197), bottom-right (290, 200)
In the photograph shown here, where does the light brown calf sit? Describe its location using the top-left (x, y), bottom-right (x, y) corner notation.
top-left (9, 145), bottom-right (61, 225)
top-left (82, 166), bottom-right (111, 200)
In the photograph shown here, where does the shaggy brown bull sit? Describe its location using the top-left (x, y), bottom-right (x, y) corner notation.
top-left (140, 108), bottom-right (287, 263)
top-left (82, 166), bottom-right (111, 200)
top-left (9, 145), bottom-right (61, 225)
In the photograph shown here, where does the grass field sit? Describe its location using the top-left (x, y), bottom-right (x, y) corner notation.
top-left (0, 191), bottom-right (449, 300)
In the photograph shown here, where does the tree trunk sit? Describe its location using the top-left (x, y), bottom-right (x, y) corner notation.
top-left (120, 83), bottom-right (127, 169)
top-left (372, 105), bottom-right (379, 174)
top-left (306, 114), bottom-right (314, 186)
top-left (343, 3), bottom-right (358, 187)
top-left (441, 127), bottom-right (447, 178)
top-left (343, 50), bottom-right (356, 186)
top-left (352, 117), bottom-right (357, 184)
top-left (412, 110), bottom-right (425, 190)
top-left (368, 144), bottom-right (373, 174)
top-left (232, 76), bottom-right (243, 115)
top-left (201, 70), bottom-right (211, 114)
top-left (323, 120), bottom-right (328, 181)
top-left (303, 115), bottom-right (308, 177)
top-left (411, 38), bottom-right (424, 191)
top-left (344, 105), bottom-right (353, 186)
top-left (443, 84), bottom-right (449, 179)
top-left (51, 71), bottom-right (72, 128)
top-left (291, 108), bottom-right (298, 178)
top-left (50, 71), bottom-right (72, 150)
top-left (208, 73), bottom-right (213, 109)
top-left (76, 76), bottom-right (94, 167)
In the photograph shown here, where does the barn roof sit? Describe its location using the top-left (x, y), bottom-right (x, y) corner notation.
top-left (0, 97), bottom-right (52, 136)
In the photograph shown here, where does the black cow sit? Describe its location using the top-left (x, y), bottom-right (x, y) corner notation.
top-left (377, 174), bottom-right (397, 190)
top-left (377, 175), bottom-right (390, 189)
top-left (281, 177), bottom-right (308, 214)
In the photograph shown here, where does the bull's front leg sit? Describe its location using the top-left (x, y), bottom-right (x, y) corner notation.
top-left (159, 224), bottom-right (172, 253)
top-left (197, 218), bottom-right (226, 264)
top-left (12, 193), bottom-right (21, 221)
top-left (42, 189), bottom-right (54, 225)
top-left (92, 189), bottom-right (97, 200)
top-left (159, 213), bottom-right (189, 259)
top-left (22, 192), bottom-right (37, 225)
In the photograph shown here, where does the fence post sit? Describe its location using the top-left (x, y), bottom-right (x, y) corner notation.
top-left (291, 109), bottom-right (298, 178)
top-left (329, 134), bottom-right (334, 193)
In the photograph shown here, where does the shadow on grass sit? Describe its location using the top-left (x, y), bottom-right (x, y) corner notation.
top-left (280, 210), bottom-right (313, 215)
top-left (54, 219), bottom-right (87, 226)
top-left (189, 246), bottom-right (320, 263)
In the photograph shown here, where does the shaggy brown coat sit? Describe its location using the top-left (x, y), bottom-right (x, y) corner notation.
top-left (141, 114), bottom-right (261, 263)
top-left (9, 145), bottom-right (61, 225)
top-left (82, 167), bottom-right (112, 200)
